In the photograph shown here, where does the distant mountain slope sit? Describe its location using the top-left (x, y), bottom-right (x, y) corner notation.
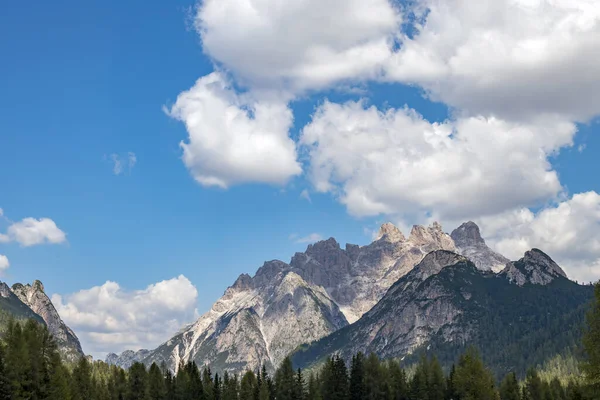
top-left (8, 280), bottom-right (84, 363)
top-left (292, 249), bottom-right (593, 378)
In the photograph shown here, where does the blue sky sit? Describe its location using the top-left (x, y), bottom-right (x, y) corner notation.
top-left (1, 0), bottom-right (600, 356)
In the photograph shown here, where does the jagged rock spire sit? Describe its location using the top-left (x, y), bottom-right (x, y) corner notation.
top-left (376, 222), bottom-right (406, 242)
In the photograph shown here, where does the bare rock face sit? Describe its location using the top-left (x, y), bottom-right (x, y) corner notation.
top-left (139, 222), bottom-right (456, 374)
top-left (500, 249), bottom-right (567, 286)
top-left (141, 261), bottom-right (348, 374)
top-left (290, 222), bottom-right (456, 323)
top-left (106, 349), bottom-right (151, 370)
top-left (451, 221), bottom-right (510, 272)
top-left (11, 281), bottom-right (84, 362)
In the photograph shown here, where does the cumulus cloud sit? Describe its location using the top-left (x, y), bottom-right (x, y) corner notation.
top-left (385, 0), bottom-right (600, 121)
top-left (0, 255), bottom-right (9, 275)
top-left (457, 192), bottom-right (600, 283)
top-left (196, 0), bottom-right (400, 94)
top-left (167, 72), bottom-right (302, 188)
top-left (0, 217), bottom-right (67, 247)
top-left (301, 100), bottom-right (575, 219)
top-left (52, 275), bottom-right (199, 356)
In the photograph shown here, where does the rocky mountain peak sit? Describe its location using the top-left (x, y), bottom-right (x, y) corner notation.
top-left (231, 273), bottom-right (252, 291)
top-left (450, 222), bottom-right (509, 272)
top-left (0, 282), bottom-right (11, 298)
top-left (376, 223), bottom-right (406, 243)
top-left (523, 249), bottom-right (567, 277)
top-left (411, 250), bottom-right (468, 282)
top-left (501, 249), bottom-right (567, 285)
top-left (451, 221), bottom-right (485, 246)
top-left (33, 280), bottom-right (45, 292)
top-left (10, 280), bottom-right (84, 362)
top-left (306, 237), bottom-right (340, 253)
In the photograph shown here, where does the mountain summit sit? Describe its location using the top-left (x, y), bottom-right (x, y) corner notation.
top-left (451, 221), bottom-right (510, 272)
top-left (500, 248), bottom-right (567, 285)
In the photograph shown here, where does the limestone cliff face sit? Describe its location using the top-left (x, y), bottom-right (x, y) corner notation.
top-left (290, 222), bottom-right (456, 323)
top-left (106, 349), bottom-right (151, 370)
top-left (119, 222), bottom-right (456, 374)
top-left (11, 280), bottom-right (84, 362)
top-left (451, 221), bottom-right (510, 272)
top-left (500, 248), bottom-right (567, 285)
top-left (138, 261), bottom-right (348, 374)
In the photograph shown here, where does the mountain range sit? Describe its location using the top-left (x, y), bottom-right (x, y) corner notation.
top-left (105, 221), bottom-right (594, 378)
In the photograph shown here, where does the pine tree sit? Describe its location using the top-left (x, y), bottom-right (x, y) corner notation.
top-left (523, 369), bottom-right (545, 400)
top-left (428, 356), bottom-right (445, 400)
top-left (240, 370), bottom-right (257, 400)
top-left (128, 362), bottom-right (149, 400)
top-left (410, 355), bottom-right (429, 400)
top-left (321, 356), bottom-right (349, 400)
top-left (451, 347), bottom-right (498, 400)
top-left (72, 357), bottom-right (94, 400)
top-left (0, 344), bottom-right (12, 400)
top-left (204, 367), bottom-right (215, 400)
top-left (148, 363), bottom-right (166, 400)
top-left (294, 369), bottom-right (306, 400)
top-left (214, 373), bottom-right (222, 400)
top-left (349, 353), bottom-right (365, 400)
top-left (499, 372), bottom-right (521, 400)
top-left (307, 373), bottom-right (321, 400)
top-left (387, 360), bottom-right (408, 400)
top-left (582, 282), bottom-right (600, 389)
top-left (275, 357), bottom-right (295, 400)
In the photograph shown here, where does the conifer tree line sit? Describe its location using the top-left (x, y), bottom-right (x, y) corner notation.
top-left (0, 282), bottom-right (599, 399)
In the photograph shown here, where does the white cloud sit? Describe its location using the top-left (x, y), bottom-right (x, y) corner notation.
top-left (385, 0), bottom-right (600, 121)
top-left (52, 275), bottom-right (199, 356)
top-left (0, 208), bottom-right (4, 217)
top-left (196, 0), bottom-right (400, 94)
top-left (0, 255), bottom-right (9, 275)
top-left (0, 218), bottom-right (67, 247)
top-left (167, 72), bottom-right (302, 188)
top-left (300, 189), bottom-right (312, 203)
top-left (292, 233), bottom-right (323, 244)
top-left (109, 152), bottom-right (137, 176)
top-left (301, 100), bottom-right (575, 220)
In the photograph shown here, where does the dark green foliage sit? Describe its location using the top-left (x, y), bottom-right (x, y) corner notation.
top-left (451, 347), bottom-right (498, 400)
top-left (500, 372), bottom-right (521, 400)
top-left (349, 353), bottom-right (365, 400)
top-left (275, 357), bottom-right (296, 400)
top-left (128, 362), bottom-right (150, 400)
top-left (148, 363), bottom-right (166, 400)
top-left (0, 315), bottom-right (596, 400)
top-left (582, 283), bottom-right (600, 389)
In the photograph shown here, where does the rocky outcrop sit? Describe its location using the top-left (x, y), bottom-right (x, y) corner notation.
top-left (141, 261), bottom-right (348, 374)
top-left (0, 281), bottom-right (46, 328)
top-left (290, 222), bottom-right (456, 323)
top-left (451, 221), bottom-right (510, 272)
top-left (500, 249), bottom-right (567, 285)
top-left (11, 280), bottom-right (84, 362)
top-left (106, 349), bottom-right (152, 370)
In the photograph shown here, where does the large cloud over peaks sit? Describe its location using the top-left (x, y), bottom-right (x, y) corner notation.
top-left (52, 275), bottom-right (198, 356)
top-left (386, 0), bottom-right (600, 121)
top-left (301, 100), bottom-right (575, 219)
top-left (196, 0), bottom-right (401, 92)
top-left (468, 192), bottom-right (600, 283)
top-left (167, 72), bottom-right (302, 188)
